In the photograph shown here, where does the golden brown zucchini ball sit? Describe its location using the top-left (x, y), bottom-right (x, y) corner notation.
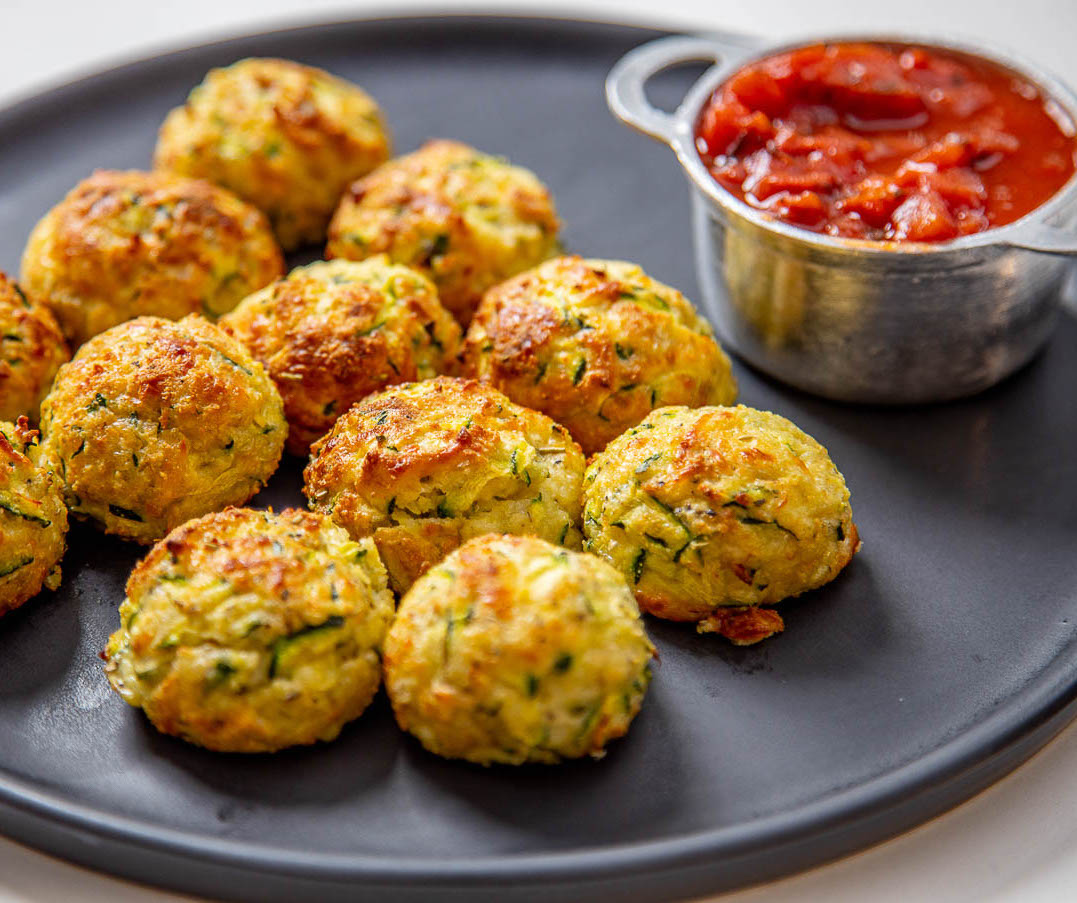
top-left (20, 170), bottom-right (283, 348)
top-left (462, 256), bottom-right (737, 455)
top-left (104, 507), bottom-right (394, 752)
top-left (326, 139), bottom-right (560, 325)
top-left (0, 273), bottom-right (68, 423)
top-left (40, 316), bottom-right (286, 544)
top-left (154, 58), bottom-right (391, 250)
top-left (220, 258), bottom-right (461, 455)
top-left (384, 533), bottom-right (655, 765)
top-left (304, 377), bottom-right (584, 594)
top-left (583, 406), bottom-right (860, 645)
top-left (0, 418), bottom-right (68, 616)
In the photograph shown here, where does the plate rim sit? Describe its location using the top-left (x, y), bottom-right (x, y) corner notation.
top-left (2, 10), bottom-right (1077, 896)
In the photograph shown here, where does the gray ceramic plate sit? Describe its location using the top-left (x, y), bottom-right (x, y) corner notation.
top-left (1, 15), bottom-right (1076, 903)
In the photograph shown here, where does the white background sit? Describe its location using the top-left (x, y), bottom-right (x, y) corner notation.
top-left (2, 1), bottom-right (1076, 901)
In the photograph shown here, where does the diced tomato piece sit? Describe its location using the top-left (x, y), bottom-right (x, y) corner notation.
top-left (814, 44), bottom-right (927, 122)
top-left (697, 94), bottom-right (747, 155)
top-left (934, 81), bottom-right (994, 118)
top-left (824, 214), bottom-right (873, 239)
top-left (918, 167), bottom-right (987, 207)
top-left (898, 48), bottom-right (931, 71)
top-left (728, 66), bottom-right (789, 117)
top-left (968, 124), bottom-right (1019, 156)
top-left (956, 208), bottom-right (990, 234)
top-left (761, 190), bottom-right (828, 226)
top-left (905, 133), bottom-right (976, 170)
top-left (698, 92), bottom-right (775, 156)
top-left (710, 159), bottom-right (747, 193)
top-left (776, 125), bottom-right (873, 167)
top-left (744, 153), bottom-right (840, 200)
top-left (865, 133), bottom-right (926, 164)
top-left (837, 175), bottom-right (906, 226)
top-left (890, 189), bottom-right (959, 241)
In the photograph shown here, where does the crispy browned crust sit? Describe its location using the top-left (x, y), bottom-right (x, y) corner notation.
top-left (128, 508), bottom-right (340, 629)
top-left (109, 506), bottom-right (391, 752)
top-left (0, 273), bottom-right (69, 423)
top-left (697, 607), bottom-right (785, 645)
top-left (306, 377), bottom-right (510, 506)
top-left (39, 315), bottom-right (285, 542)
top-left (304, 376), bottom-right (584, 593)
top-left (20, 170), bottom-right (283, 346)
top-left (154, 59), bottom-right (391, 250)
top-left (326, 140), bottom-right (560, 324)
top-left (0, 415), bottom-right (68, 614)
top-left (220, 263), bottom-right (460, 454)
top-left (462, 256), bottom-right (736, 454)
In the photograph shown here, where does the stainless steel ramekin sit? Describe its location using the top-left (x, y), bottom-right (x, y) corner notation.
top-left (607, 33), bottom-right (1077, 403)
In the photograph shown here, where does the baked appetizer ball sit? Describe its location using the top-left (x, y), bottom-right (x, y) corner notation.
top-left (154, 58), bottom-right (391, 250)
top-left (0, 418), bottom-right (68, 616)
top-left (326, 139), bottom-right (560, 324)
top-left (220, 258), bottom-right (461, 455)
top-left (40, 316), bottom-right (286, 544)
top-left (104, 507), bottom-right (394, 752)
top-left (583, 406), bottom-right (859, 645)
top-left (20, 169), bottom-right (283, 348)
top-left (462, 256), bottom-right (738, 455)
top-left (0, 272), bottom-right (68, 423)
top-left (304, 377), bottom-right (584, 594)
top-left (385, 533), bottom-right (655, 765)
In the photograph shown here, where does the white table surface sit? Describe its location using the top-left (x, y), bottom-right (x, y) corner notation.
top-left (2, 1), bottom-right (1076, 901)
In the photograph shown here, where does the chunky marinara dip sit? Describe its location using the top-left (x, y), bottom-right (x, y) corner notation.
top-left (695, 42), bottom-right (1077, 242)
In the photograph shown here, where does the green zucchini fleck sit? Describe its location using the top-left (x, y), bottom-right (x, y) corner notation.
top-left (634, 453), bottom-right (662, 474)
top-left (572, 359), bottom-right (587, 385)
top-left (525, 673), bottom-right (540, 697)
top-left (421, 233), bottom-right (450, 263)
top-left (0, 500), bottom-right (51, 527)
top-left (87, 393), bottom-right (108, 413)
top-left (269, 615), bottom-right (346, 678)
top-left (739, 516), bottom-right (798, 539)
top-left (557, 522), bottom-right (570, 545)
top-left (0, 556), bottom-right (34, 579)
top-left (631, 548), bottom-right (647, 584)
top-left (357, 320), bottom-right (386, 337)
top-left (108, 504), bottom-right (143, 522)
top-left (574, 701), bottom-right (602, 741)
top-left (423, 321), bottom-right (444, 352)
top-left (213, 348), bottom-right (253, 375)
top-left (553, 652), bottom-right (573, 673)
top-left (206, 660), bottom-right (237, 689)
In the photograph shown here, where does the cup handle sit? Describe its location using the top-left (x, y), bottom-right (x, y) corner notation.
top-left (1003, 223), bottom-right (1077, 257)
top-left (605, 33), bottom-right (758, 145)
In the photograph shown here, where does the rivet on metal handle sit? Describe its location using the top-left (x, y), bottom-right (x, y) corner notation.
top-left (605, 34), bottom-right (756, 145)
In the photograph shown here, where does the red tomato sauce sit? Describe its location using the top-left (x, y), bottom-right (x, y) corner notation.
top-left (695, 42), bottom-right (1077, 242)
